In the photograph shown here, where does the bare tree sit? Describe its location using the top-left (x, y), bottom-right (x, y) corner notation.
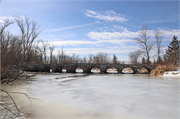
top-left (112, 54), bottom-right (118, 64)
top-left (128, 50), bottom-right (142, 64)
top-left (1, 16), bottom-right (41, 84)
top-left (83, 57), bottom-right (87, 63)
top-left (52, 55), bottom-right (57, 64)
top-left (49, 44), bottom-right (55, 63)
top-left (155, 29), bottom-right (164, 63)
top-left (135, 24), bottom-right (153, 64)
top-left (71, 53), bottom-right (80, 63)
top-left (15, 16), bottom-right (41, 61)
top-left (58, 49), bottom-right (61, 63)
top-left (41, 41), bottom-right (49, 64)
top-left (88, 54), bottom-right (93, 64)
top-left (32, 40), bottom-right (43, 64)
top-left (58, 46), bottom-right (65, 64)
top-left (0, 19), bottom-right (14, 35)
top-left (93, 52), bottom-right (110, 64)
top-left (0, 19), bottom-right (14, 76)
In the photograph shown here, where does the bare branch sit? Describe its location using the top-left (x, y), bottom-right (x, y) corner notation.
top-left (135, 24), bottom-right (153, 63)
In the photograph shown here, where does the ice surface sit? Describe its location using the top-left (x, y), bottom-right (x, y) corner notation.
top-left (29, 73), bottom-right (180, 119)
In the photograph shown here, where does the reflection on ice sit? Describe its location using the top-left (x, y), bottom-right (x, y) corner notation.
top-left (29, 73), bottom-right (179, 119)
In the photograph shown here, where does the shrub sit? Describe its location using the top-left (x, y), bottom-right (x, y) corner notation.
top-left (150, 64), bottom-right (177, 76)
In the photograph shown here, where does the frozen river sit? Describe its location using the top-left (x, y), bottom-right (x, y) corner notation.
top-left (29, 73), bottom-right (180, 119)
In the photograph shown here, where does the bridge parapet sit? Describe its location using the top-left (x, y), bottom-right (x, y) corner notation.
top-left (27, 63), bottom-right (156, 74)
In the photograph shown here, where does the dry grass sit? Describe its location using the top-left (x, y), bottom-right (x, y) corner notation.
top-left (168, 64), bottom-right (177, 71)
top-left (150, 69), bottom-right (159, 76)
top-left (150, 64), bottom-right (177, 76)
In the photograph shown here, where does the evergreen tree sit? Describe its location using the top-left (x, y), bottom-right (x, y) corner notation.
top-left (153, 59), bottom-right (156, 64)
top-left (142, 57), bottom-right (146, 64)
top-left (113, 54), bottom-right (118, 64)
top-left (157, 56), bottom-right (163, 63)
top-left (164, 36), bottom-right (179, 64)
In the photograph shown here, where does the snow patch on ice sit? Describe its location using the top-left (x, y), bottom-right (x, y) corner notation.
top-left (57, 77), bottom-right (76, 82)
top-left (163, 71), bottom-right (180, 77)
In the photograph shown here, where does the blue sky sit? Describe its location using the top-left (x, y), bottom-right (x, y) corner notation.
top-left (0, 0), bottom-right (179, 62)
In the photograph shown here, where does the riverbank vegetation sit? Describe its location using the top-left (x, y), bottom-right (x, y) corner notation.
top-left (150, 64), bottom-right (177, 76)
top-left (1, 17), bottom-right (42, 84)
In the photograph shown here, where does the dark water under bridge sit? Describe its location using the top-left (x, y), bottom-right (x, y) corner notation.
top-left (27, 63), bottom-right (156, 74)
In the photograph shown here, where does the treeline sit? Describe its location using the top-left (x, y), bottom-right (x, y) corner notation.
top-left (1, 17), bottom-right (42, 83)
top-left (33, 45), bottom-right (119, 65)
top-left (128, 24), bottom-right (179, 65)
top-left (0, 17), bottom-right (120, 83)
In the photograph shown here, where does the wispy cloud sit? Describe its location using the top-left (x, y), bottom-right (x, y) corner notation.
top-left (45, 22), bottom-right (97, 32)
top-left (85, 10), bottom-right (128, 22)
top-left (87, 28), bottom-right (139, 41)
top-left (0, 15), bottom-right (25, 23)
top-left (45, 38), bottom-right (134, 47)
top-left (0, 20), bottom-right (4, 23)
top-left (0, 16), bottom-right (14, 23)
top-left (0, 16), bottom-right (15, 20)
top-left (46, 40), bottom-right (94, 46)
top-left (64, 47), bottom-right (137, 55)
top-left (158, 28), bottom-right (180, 39)
top-left (87, 27), bottom-right (180, 42)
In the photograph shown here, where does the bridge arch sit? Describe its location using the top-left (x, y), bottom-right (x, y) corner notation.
top-left (138, 67), bottom-right (149, 74)
top-left (80, 65), bottom-right (97, 73)
top-left (62, 67), bottom-right (67, 73)
top-left (106, 66), bottom-right (118, 74)
top-left (63, 64), bottom-right (86, 73)
top-left (64, 66), bottom-right (75, 73)
top-left (91, 66), bottom-right (101, 73)
top-left (75, 66), bottom-right (84, 73)
top-left (122, 67), bottom-right (134, 74)
top-left (138, 65), bottom-right (153, 74)
top-left (53, 66), bottom-right (63, 73)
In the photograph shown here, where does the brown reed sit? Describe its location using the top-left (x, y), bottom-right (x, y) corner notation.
top-left (150, 64), bottom-right (177, 76)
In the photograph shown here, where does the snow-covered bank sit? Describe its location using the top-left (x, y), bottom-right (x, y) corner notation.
top-left (163, 71), bottom-right (180, 76)
top-left (162, 66), bottom-right (180, 76)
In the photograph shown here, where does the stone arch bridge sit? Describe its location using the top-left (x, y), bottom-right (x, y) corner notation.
top-left (27, 63), bottom-right (156, 74)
